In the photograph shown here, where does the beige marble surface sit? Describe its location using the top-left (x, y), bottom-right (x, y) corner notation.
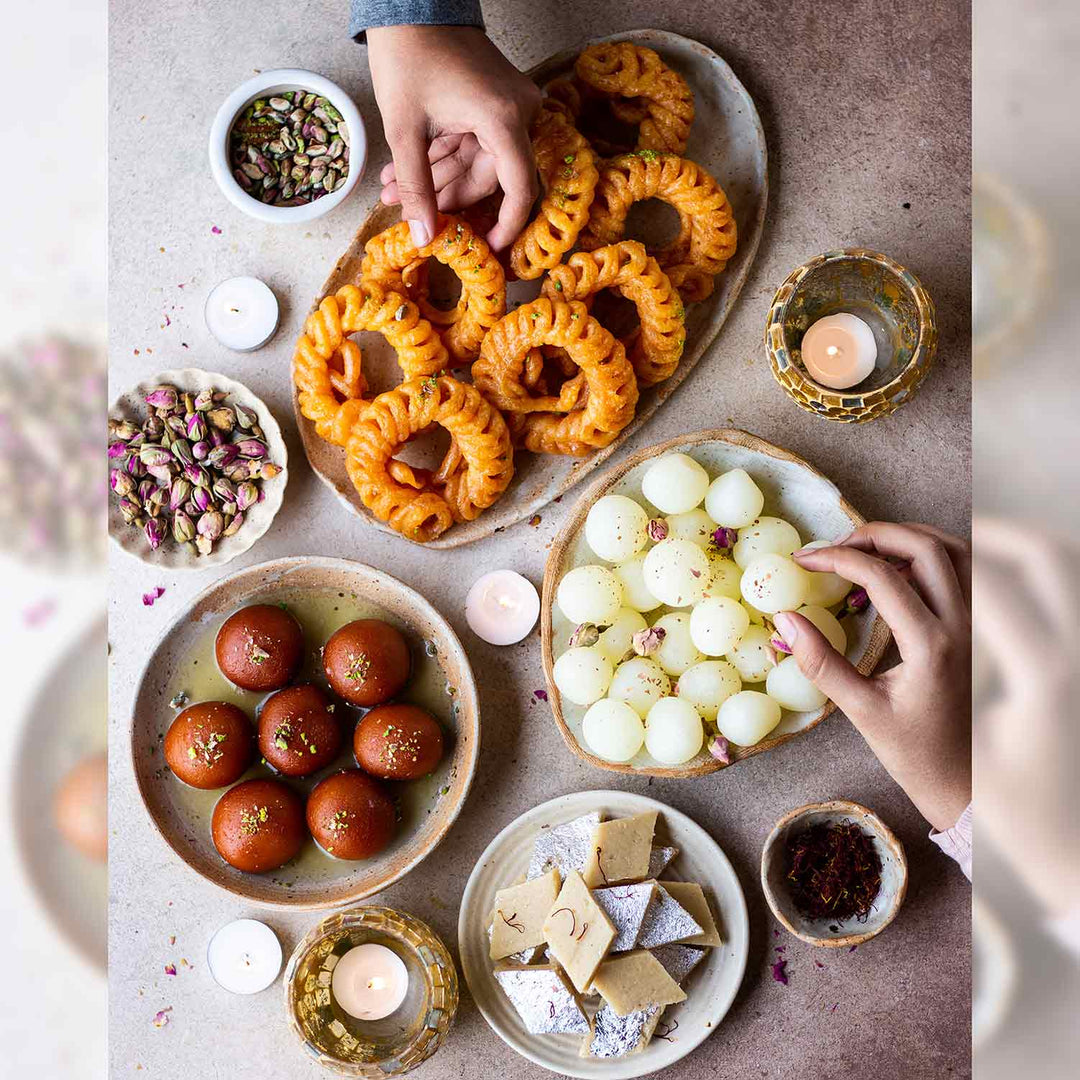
top-left (108, 1), bottom-right (971, 1076)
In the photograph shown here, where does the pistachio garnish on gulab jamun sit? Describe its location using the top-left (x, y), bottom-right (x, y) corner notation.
top-left (306, 770), bottom-right (397, 860)
top-left (354, 703), bottom-right (444, 781)
top-left (323, 618), bottom-right (411, 706)
top-left (215, 603), bottom-right (304, 691)
top-left (211, 778), bottom-right (306, 873)
top-left (164, 701), bottom-right (254, 789)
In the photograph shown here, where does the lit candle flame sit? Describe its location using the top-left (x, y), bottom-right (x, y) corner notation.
top-left (367, 976), bottom-right (387, 991)
top-left (825, 345), bottom-right (840, 357)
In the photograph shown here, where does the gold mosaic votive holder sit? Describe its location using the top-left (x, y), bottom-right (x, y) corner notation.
top-left (765, 248), bottom-right (937, 423)
top-left (284, 906), bottom-right (459, 1077)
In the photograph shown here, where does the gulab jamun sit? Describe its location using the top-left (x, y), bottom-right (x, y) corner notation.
top-left (164, 701), bottom-right (254, 789)
top-left (354, 704), bottom-right (444, 781)
top-left (215, 604), bottom-right (304, 692)
top-left (323, 619), bottom-right (410, 706)
top-left (306, 770), bottom-right (396, 860)
top-left (211, 778), bottom-right (306, 873)
top-left (258, 685), bottom-right (341, 777)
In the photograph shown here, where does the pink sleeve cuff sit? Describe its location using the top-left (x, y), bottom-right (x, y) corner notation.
top-left (928, 803), bottom-right (972, 880)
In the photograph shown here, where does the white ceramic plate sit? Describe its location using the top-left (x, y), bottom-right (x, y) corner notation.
top-left (108, 367), bottom-right (288, 569)
top-left (458, 790), bottom-right (749, 1079)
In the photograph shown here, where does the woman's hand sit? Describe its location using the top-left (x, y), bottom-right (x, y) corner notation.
top-left (367, 25), bottom-right (541, 251)
top-left (772, 523), bottom-right (972, 832)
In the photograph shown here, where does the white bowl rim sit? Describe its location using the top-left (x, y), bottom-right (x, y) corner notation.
top-left (208, 67), bottom-right (368, 224)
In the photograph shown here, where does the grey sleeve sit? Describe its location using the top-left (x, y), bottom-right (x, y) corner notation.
top-left (349, 0), bottom-right (484, 40)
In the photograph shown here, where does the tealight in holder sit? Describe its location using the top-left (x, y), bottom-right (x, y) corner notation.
top-left (765, 248), bottom-right (937, 423)
top-left (285, 906), bottom-right (458, 1076)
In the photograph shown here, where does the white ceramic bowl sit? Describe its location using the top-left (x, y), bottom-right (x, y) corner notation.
top-left (760, 798), bottom-right (908, 948)
top-left (108, 368), bottom-right (288, 569)
top-left (208, 68), bottom-right (367, 224)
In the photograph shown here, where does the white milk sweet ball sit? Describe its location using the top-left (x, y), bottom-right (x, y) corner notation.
top-left (643, 539), bottom-right (710, 607)
top-left (582, 699), bottom-right (645, 762)
top-left (689, 596), bottom-right (750, 656)
top-left (704, 469), bottom-right (764, 528)
top-left (557, 565), bottom-right (623, 625)
top-left (665, 508), bottom-right (716, 549)
top-left (645, 697), bottom-right (704, 764)
top-left (612, 554), bottom-right (662, 612)
top-left (704, 552), bottom-right (742, 600)
top-left (740, 554), bottom-right (809, 614)
top-left (552, 647), bottom-right (613, 706)
top-left (717, 690), bottom-right (782, 746)
top-left (585, 495), bottom-right (650, 562)
top-left (799, 539), bottom-right (853, 607)
top-left (609, 657), bottom-right (671, 717)
top-left (652, 612), bottom-right (704, 676)
top-left (796, 604), bottom-right (847, 653)
top-left (728, 624), bottom-right (778, 682)
top-left (733, 516), bottom-right (802, 569)
top-left (766, 656), bottom-right (828, 711)
top-left (676, 660), bottom-right (741, 721)
top-left (596, 608), bottom-right (648, 664)
top-left (641, 453), bottom-right (710, 514)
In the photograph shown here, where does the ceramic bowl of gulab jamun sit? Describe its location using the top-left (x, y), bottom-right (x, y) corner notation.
top-left (130, 556), bottom-right (479, 909)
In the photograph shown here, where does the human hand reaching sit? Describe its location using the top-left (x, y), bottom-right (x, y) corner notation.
top-left (772, 523), bottom-right (972, 832)
top-left (366, 25), bottom-right (541, 251)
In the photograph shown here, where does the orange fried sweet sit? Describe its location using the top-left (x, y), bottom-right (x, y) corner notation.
top-left (360, 215), bottom-right (506, 364)
top-left (581, 153), bottom-right (737, 303)
top-left (542, 241), bottom-right (686, 386)
top-left (292, 281), bottom-right (449, 446)
top-left (575, 42), bottom-right (694, 155)
top-left (509, 109), bottom-right (599, 280)
top-left (472, 298), bottom-right (639, 457)
top-left (344, 375), bottom-right (513, 543)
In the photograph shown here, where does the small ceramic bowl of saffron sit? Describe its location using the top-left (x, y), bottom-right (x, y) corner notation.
top-left (760, 799), bottom-right (908, 948)
top-left (765, 249), bottom-right (937, 423)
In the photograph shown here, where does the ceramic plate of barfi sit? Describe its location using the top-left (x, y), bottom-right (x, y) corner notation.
top-left (459, 790), bottom-right (749, 1078)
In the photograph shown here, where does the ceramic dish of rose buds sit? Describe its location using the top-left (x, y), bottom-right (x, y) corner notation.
top-left (541, 429), bottom-right (891, 778)
top-left (108, 368), bottom-right (288, 569)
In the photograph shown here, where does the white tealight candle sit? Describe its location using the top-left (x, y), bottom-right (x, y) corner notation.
top-left (206, 919), bottom-right (282, 995)
top-left (204, 276), bottom-right (280, 352)
top-left (465, 570), bottom-right (540, 645)
top-left (331, 943), bottom-right (410, 1021)
top-left (800, 312), bottom-right (878, 390)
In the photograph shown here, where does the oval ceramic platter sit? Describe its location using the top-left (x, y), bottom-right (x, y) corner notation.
top-left (130, 556), bottom-right (479, 909)
top-left (459, 790), bottom-right (750, 1079)
top-left (542, 430), bottom-right (892, 778)
top-left (292, 29), bottom-right (768, 547)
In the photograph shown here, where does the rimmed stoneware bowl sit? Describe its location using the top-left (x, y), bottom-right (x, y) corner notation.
top-left (293, 28), bottom-right (768, 547)
top-left (541, 429), bottom-right (891, 778)
top-left (108, 367), bottom-right (288, 569)
top-left (765, 249), bottom-right (937, 423)
top-left (130, 556), bottom-right (479, 909)
top-left (760, 799), bottom-right (907, 948)
top-left (459, 790), bottom-right (749, 1080)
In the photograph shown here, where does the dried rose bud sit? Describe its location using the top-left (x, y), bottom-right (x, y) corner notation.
top-left (143, 414), bottom-right (164, 439)
top-left (569, 623), bottom-right (600, 648)
top-left (209, 427), bottom-right (226, 448)
top-left (184, 464), bottom-right (210, 488)
top-left (234, 403), bottom-right (258, 429)
top-left (221, 500), bottom-right (237, 517)
top-left (144, 386), bottom-right (178, 410)
top-left (707, 733), bottom-right (732, 764)
top-left (191, 439), bottom-right (210, 461)
top-left (137, 479), bottom-right (156, 503)
top-left (145, 488), bottom-right (167, 517)
top-left (171, 510), bottom-right (195, 543)
top-left (171, 438), bottom-right (194, 466)
top-left (144, 517), bottom-right (167, 550)
top-left (207, 406), bottom-right (236, 432)
top-left (169, 478), bottom-right (192, 511)
top-left (632, 626), bottom-right (666, 656)
top-left (127, 431), bottom-right (146, 449)
top-left (193, 388), bottom-right (214, 412)
top-left (195, 535), bottom-right (213, 556)
top-left (119, 497), bottom-right (141, 524)
top-left (207, 444), bottom-right (240, 470)
top-left (125, 455), bottom-right (147, 478)
top-left (213, 477), bottom-right (237, 503)
top-left (110, 419), bottom-right (140, 441)
top-left (107, 440), bottom-right (128, 460)
top-left (223, 511), bottom-right (244, 537)
top-left (138, 444), bottom-right (172, 468)
top-left (236, 438), bottom-right (267, 459)
top-left (843, 586), bottom-right (869, 615)
top-left (235, 481), bottom-right (258, 512)
top-left (227, 463), bottom-right (251, 483)
top-left (647, 518), bottom-right (669, 542)
top-left (165, 414), bottom-right (187, 438)
top-left (185, 413), bottom-right (206, 441)
top-left (192, 486), bottom-right (212, 512)
top-left (147, 463), bottom-right (175, 486)
top-left (710, 526), bottom-right (737, 551)
top-left (769, 632), bottom-right (793, 655)
top-left (260, 462), bottom-right (280, 480)
top-left (197, 510), bottom-right (224, 540)
top-left (110, 469), bottom-right (135, 496)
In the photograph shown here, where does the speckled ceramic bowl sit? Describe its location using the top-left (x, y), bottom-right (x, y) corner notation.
top-left (760, 799), bottom-right (908, 948)
top-left (765, 249), bottom-right (937, 423)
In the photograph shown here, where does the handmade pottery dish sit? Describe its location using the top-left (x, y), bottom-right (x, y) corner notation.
top-left (293, 28), bottom-right (768, 547)
top-left (208, 68), bottom-right (367, 224)
top-left (541, 429), bottom-right (891, 778)
top-left (285, 906), bottom-right (459, 1077)
top-left (459, 790), bottom-right (749, 1079)
top-left (765, 248), bottom-right (937, 423)
top-left (760, 798), bottom-right (907, 948)
top-left (108, 368), bottom-right (288, 569)
top-left (130, 557), bottom-right (479, 909)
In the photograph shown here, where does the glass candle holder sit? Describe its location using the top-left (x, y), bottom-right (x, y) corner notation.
top-left (284, 906), bottom-right (459, 1077)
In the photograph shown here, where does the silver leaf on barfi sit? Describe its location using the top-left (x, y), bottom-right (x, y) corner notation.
top-left (650, 942), bottom-right (706, 985)
top-left (646, 845), bottom-right (679, 879)
top-left (636, 883), bottom-right (703, 949)
top-left (527, 812), bottom-right (602, 879)
top-left (494, 965), bottom-right (590, 1035)
top-left (583, 1002), bottom-right (660, 1058)
top-left (592, 883), bottom-right (656, 952)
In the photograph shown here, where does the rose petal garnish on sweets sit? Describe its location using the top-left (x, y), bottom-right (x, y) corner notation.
top-left (647, 518), bottom-right (669, 542)
top-left (707, 733), bottom-right (731, 764)
top-left (631, 626), bottom-right (666, 657)
top-left (569, 623), bottom-right (600, 648)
